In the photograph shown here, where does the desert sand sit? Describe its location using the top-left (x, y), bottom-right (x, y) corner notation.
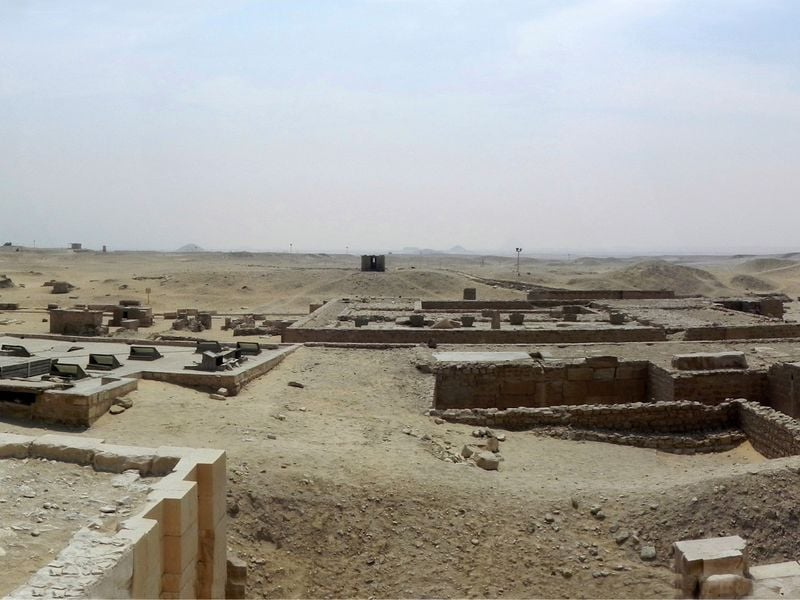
top-left (1, 247), bottom-right (800, 598)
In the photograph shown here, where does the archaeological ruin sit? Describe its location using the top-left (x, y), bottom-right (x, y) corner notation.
top-left (3, 275), bottom-right (800, 599)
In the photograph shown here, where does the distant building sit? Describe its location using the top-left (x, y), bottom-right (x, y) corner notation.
top-left (70, 243), bottom-right (82, 250)
top-left (361, 255), bottom-right (386, 272)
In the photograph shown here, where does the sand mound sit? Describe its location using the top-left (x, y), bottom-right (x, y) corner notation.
top-left (740, 258), bottom-right (798, 273)
top-left (175, 243), bottom-right (204, 252)
top-left (730, 274), bottom-right (777, 291)
top-left (613, 260), bottom-right (723, 295)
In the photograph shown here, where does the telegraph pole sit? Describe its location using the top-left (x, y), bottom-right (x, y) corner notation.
top-left (515, 247), bottom-right (522, 277)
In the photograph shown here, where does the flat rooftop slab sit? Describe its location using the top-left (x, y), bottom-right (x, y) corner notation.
top-left (433, 351), bottom-right (533, 363)
top-left (0, 458), bottom-right (152, 596)
top-left (0, 335), bottom-right (297, 388)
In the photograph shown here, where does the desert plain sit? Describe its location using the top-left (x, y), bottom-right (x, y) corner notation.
top-left (2, 247), bottom-right (800, 598)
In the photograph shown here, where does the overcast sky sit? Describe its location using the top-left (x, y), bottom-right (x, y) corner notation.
top-left (1, 1), bottom-right (799, 254)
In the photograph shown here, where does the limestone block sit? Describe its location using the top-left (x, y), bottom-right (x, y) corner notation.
top-left (749, 561), bottom-right (800, 580)
top-left (0, 432), bottom-right (34, 458)
top-left (699, 574), bottom-right (752, 599)
top-left (30, 434), bottom-right (105, 465)
top-left (94, 444), bottom-right (158, 475)
top-left (120, 517), bottom-right (162, 600)
top-left (152, 446), bottom-right (197, 476)
top-left (162, 559), bottom-right (197, 593)
top-left (163, 525), bottom-right (198, 574)
top-left (84, 545), bottom-right (135, 599)
top-left (672, 352), bottom-right (748, 371)
top-left (149, 480), bottom-right (199, 537)
top-left (702, 550), bottom-right (746, 577)
top-left (673, 536), bottom-right (748, 598)
top-left (197, 522), bottom-right (227, 598)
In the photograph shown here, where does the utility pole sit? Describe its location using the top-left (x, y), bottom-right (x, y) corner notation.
top-left (515, 247), bottom-right (522, 277)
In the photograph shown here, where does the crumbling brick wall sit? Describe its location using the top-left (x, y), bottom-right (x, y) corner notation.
top-left (737, 400), bottom-right (800, 458)
top-left (433, 358), bottom-right (649, 410)
top-left (49, 309), bottom-right (104, 336)
top-left (671, 370), bottom-right (767, 405)
top-left (766, 362), bottom-right (800, 418)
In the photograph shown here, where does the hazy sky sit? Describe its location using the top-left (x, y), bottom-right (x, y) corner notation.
top-left (1, 1), bottom-right (799, 254)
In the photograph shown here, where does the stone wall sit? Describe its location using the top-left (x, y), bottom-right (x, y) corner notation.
top-left (2, 433), bottom-right (228, 599)
top-left (648, 365), bottom-right (767, 406)
top-left (434, 399), bottom-right (800, 458)
top-left (527, 290), bottom-right (675, 301)
top-left (671, 370), bottom-right (767, 405)
top-left (283, 326), bottom-right (667, 345)
top-left (433, 401), bottom-right (744, 453)
top-left (767, 362), bottom-right (800, 419)
top-left (683, 324), bottom-right (800, 341)
top-left (433, 358), bottom-right (649, 410)
top-left (49, 309), bottom-right (104, 336)
top-left (419, 300), bottom-right (533, 310)
top-left (738, 400), bottom-right (800, 458)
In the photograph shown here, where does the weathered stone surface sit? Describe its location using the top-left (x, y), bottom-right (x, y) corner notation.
top-left (672, 352), bottom-right (748, 371)
top-left (699, 574), bottom-right (752, 599)
top-left (640, 545), bottom-right (656, 561)
top-left (474, 452), bottom-right (500, 470)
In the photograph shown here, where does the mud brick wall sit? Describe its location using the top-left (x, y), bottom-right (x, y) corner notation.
top-left (433, 359), bottom-right (649, 410)
top-left (419, 300), bottom-right (533, 310)
top-left (766, 363), bottom-right (800, 418)
top-left (49, 309), bottom-right (103, 335)
top-left (684, 324), bottom-right (800, 341)
top-left (671, 370), bottom-right (767, 405)
top-left (434, 400), bottom-right (739, 433)
top-left (283, 326), bottom-right (666, 345)
top-left (737, 400), bottom-right (800, 458)
top-left (527, 290), bottom-right (675, 301)
top-left (648, 365), bottom-right (675, 403)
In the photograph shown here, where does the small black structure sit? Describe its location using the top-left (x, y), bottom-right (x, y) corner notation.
top-left (236, 341), bottom-right (262, 356)
top-left (361, 255), bottom-right (386, 272)
top-left (128, 346), bottom-right (163, 361)
top-left (195, 340), bottom-right (223, 354)
top-left (51, 362), bottom-right (87, 380)
top-left (0, 344), bottom-right (31, 357)
top-left (87, 354), bottom-right (122, 371)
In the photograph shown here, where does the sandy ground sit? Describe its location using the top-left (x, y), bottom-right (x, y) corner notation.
top-left (0, 459), bottom-right (151, 596)
top-left (2, 249), bottom-right (800, 598)
top-left (3, 347), bottom-right (798, 598)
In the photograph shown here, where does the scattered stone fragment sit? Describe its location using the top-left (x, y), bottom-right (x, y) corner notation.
top-left (461, 445), bottom-right (473, 458)
top-left (99, 506), bottom-right (117, 514)
top-left (19, 485), bottom-right (36, 499)
top-left (614, 531), bottom-right (630, 545)
top-left (217, 387), bottom-right (228, 396)
top-left (108, 404), bottom-right (126, 415)
top-left (640, 545), bottom-right (657, 561)
top-left (288, 381), bottom-right (305, 388)
top-left (209, 393), bottom-right (226, 401)
top-left (486, 437), bottom-right (500, 452)
top-left (266, 433), bottom-right (277, 440)
top-left (113, 397), bottom-right (133, 409)
top-left (474, 452), bottom-right (500, 471)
